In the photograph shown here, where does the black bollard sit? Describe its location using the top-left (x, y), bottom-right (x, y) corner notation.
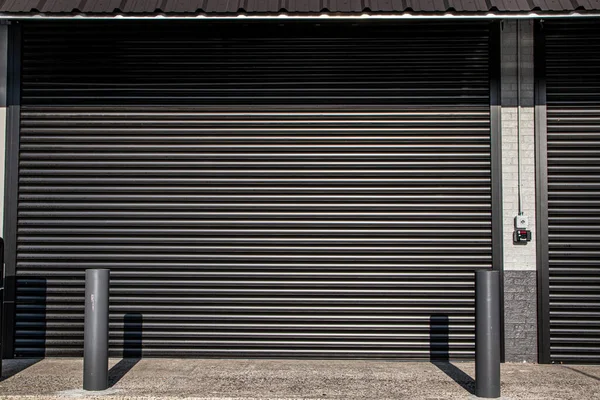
top-left (83, 269), bottom-right (110, 391)
top-left (475, 270), bottom-right (501, 398)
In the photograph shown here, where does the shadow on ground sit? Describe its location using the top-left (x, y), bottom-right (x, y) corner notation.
top-left (1, 359), bottom-right (42, 382)
top-left (432, 361), bottom-right (476, 394)
top-left (430, 314), bottom-right (475, 395)
top-left (108, 313), bottom-right (142, 387)
top-left (562, 366), bottom-right (600, 382)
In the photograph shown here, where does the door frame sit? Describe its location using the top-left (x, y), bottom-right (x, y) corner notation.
top-left (1, 21), bottom-right (21, 359)
top-left (534, 19), bottom-right (551, 365)
top-left (490, 19), bottom-right (505, 362)
top-left (1, 20), bottom-right (506, 360)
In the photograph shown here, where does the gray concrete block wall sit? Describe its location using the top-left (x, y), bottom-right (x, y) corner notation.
top-left (504, 270), bottom-right (538, 362)
top-left (500, 20), bottom-right (538, 363)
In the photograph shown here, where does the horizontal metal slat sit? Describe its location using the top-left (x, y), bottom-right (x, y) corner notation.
top-left (14, 21), bottom-right (491, 359)
top-left (545, 21), bottom-right (600, 364)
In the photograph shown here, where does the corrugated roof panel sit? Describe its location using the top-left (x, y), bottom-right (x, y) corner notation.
top-left (286, 0), bottom-right (303, 11)
top-left (162, 0), bottom-right (204, 12)
top-left (204, 0), bottom-right (219, 12)
top-left (268, 0), bottom-right (281, 10)
top-left (325, 0), bottom-right (336, 11)
top-left (226, 0), bottom-right (240, 12)
top-left (330, 0), bottom-right (354, 11)
top-left (478, 0), bottom-right (491, 11)
top-left (404, 0), bottom-right (422, 10)
top-left (446, 0), bottom-right (460, 11)
top-left (82, 0), bottom-right (123, 12)
top-left (542, 0), bottom-right (558, 9)
top-left (247, 0), bottom-right (258, 12)
top-left (309, 0), bottom-right (322, 11)
top-left (120, 0), bottom-right (162, 12)
top-left (0, 0), bottom-right (598, 13)
top-left (573, 0), bottom-right (590, 9)
top-left (529, 0), bottom-right (548, 10)
top-left (512, 0), bottom-right (527, 11)
top-left (497, 0), bottom-right (518, 11)
top-left (41, 0), bottom-right (83, 13)
top-left (264, 0), bottom-right (281, 11)
top-left (81, 0), bottom-right (104, 12)
top-left (272, 0), bottom-right (283, 12)
top-left (390, 0), bottom-right (403, 10)
top-left (366, 0), bottom-right (392, 11)
top-left (351, 0), bottom-right (364, 12)
top-left (558, 0), bottom-right (573, 9)
top-left (544, 0), bottom-right (567, 9)
top-left (434, 0), bottom-right (446, 11)
top-left (0, 0), bottom-right (39, 12)
top-left (327, 0), bottom-right (340, 11)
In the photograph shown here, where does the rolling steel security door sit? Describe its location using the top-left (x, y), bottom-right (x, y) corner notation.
top-left (13, 21), bottom-right (493, 358)
top-left (543, 21), bottom-right (600, 363)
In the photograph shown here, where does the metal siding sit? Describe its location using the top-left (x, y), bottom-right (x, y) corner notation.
top-left (545, 20), bottom-right (600, 363)
top-left (14, 21), bottom-right (492, 358)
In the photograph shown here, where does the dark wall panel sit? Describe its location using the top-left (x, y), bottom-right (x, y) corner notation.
top-left (14, 21), bottom-right (492, 358)
top-left (545, 20), bottom-right (600, 364)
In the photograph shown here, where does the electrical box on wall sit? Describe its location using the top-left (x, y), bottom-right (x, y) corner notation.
top-left (514, 229), bottom-right (532, 244)
top-left (515, 215), bottom-right (529, 229)
top-left (513, 215), bottom-right (531, 244)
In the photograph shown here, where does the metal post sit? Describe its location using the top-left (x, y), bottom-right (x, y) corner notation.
top-left (83, 269), bottom-right (110, 391)
top-left (475, 270), bottom-right (501, 398)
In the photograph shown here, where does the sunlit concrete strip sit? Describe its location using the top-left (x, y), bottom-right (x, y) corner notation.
top-left (1, 358), bottom-right (600, 399)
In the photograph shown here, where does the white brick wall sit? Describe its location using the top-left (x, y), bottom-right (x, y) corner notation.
top-left (501, 20), bottom-right (537, 272)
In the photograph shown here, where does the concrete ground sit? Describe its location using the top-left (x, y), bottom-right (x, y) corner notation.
top-left (1, 359), bottom-right (599, 400)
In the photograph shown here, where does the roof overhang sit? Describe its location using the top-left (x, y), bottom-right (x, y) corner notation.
top-left (2, 0), bottom-right (600, 20)
top-left (2, 11), bottom-right (600, 19)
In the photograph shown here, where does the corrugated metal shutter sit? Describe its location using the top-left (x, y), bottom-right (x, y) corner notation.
top-left (15, 21), bottom-right (492, 358)
top-left (545, 21), bottom-right (600, 363)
